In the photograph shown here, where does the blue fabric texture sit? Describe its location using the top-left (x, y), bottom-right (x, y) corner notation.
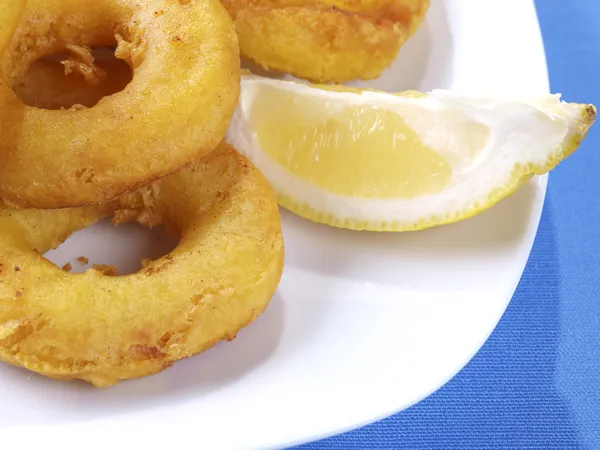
top-left (295, 1), bottom-right (600, 448)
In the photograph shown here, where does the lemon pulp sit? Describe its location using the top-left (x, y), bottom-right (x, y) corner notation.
top-left (251, 88), bottom-right (452, 199)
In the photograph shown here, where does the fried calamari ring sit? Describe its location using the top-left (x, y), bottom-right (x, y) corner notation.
top-left (0, 0), bottom-right (240, 209)
top-left (0, 144), bottom-right (284, 387)
top-left (223, 0), bottom-right (429, 83)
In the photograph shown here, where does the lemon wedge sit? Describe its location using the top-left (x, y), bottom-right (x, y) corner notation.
top-left (226, 74), bottom-right (596, 231)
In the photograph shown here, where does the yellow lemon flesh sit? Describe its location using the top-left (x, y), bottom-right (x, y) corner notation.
top-left (251, 88), bottom-right (453, 199)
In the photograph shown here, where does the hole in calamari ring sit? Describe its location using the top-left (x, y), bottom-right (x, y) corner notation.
top-left (13, 46), bottom-right (133, 110)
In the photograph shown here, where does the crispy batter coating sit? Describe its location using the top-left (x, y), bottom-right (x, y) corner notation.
top-left (0, 0), bottom-right (240, 209)
top-left (0, 145), bottom-right (284, 387)
top-left (223, 0), bottom-right (429, 83)
top-left (0, 0), bottom-right (25, 56)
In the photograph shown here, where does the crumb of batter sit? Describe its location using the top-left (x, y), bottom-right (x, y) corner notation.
top-left (92, 264), bottom-right (118, 276)
top-left (141, 258), bottom-right (152, 268)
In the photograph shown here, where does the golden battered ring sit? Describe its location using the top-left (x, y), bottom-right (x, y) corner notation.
top-left (223, 0), bottom-right (430, 83)
top-left (0, 144), bottom-right (284, 387)
top-left (0, 0), bottom-right (240, 208)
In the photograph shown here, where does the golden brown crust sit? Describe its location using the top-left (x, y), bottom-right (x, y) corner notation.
top-left (0, 144), bottom-right (284, 387)
top-left (0, 0), bottom-right (240, 209)
top-left (223, 0), bottom-right (429, 82)
top-left (0, 0), bottom-right (25, 56)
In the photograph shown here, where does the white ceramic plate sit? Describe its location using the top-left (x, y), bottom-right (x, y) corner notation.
top-left (1, 1), bottom-right (549, 449)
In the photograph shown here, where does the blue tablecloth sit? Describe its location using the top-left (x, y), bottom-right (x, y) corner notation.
top-left (296, 1), bottom-right (600, 448)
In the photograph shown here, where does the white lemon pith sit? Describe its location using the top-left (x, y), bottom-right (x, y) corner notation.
top-left (226, 75), bottom-right (596, 231)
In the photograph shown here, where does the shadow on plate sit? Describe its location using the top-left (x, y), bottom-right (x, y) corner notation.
top-left (283, 179), bottom-right (543, 286)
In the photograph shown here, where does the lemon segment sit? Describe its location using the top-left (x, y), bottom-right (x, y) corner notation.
top-left (227, 75), bottom-right (596, 232)
top-left (251, 87), bottom-right (452, 199)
